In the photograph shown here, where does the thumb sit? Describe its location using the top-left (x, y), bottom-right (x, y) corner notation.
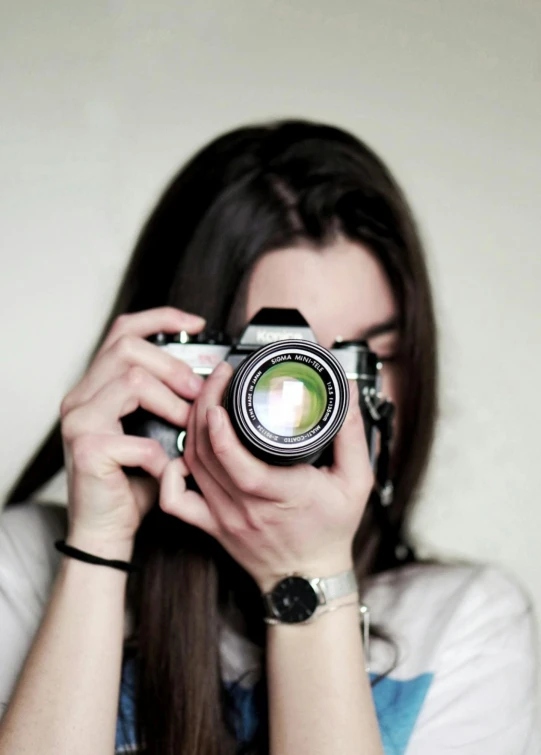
top-left (159, 458), bottom-right (218, 536)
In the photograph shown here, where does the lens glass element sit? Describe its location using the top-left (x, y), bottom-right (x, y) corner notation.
top-left (252, 362), bottom-right (327, 437)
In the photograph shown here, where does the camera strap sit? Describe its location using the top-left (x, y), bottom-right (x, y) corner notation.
top-left (372, 400), bottom-right (415, 564)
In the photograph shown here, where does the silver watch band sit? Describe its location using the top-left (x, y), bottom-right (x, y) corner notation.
top-left (314, 568), bottom-right (358, 603)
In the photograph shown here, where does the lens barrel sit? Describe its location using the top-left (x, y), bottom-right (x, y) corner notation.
top-left (226, 340), bottom-right (349, 465)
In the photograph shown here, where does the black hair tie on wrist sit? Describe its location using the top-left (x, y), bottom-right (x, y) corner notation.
top-left (54, 540), bottom-right (140, 573)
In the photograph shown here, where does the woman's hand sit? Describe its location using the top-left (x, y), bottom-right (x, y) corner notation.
top-left (160, 361), bottom-right (373, 591)
top-left (60, 307), bottom-right (206, 548)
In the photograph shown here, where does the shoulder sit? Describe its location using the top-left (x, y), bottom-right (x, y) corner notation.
top-left (364, 561), bottom-right (535, 675)
top-left (0, 500), bottom-right (67, 620)
top-left (0, 500), bottom-right (67, 585)
top-left (365, 558), bottom-right (532, 610)
top-left (365, 559), bottom-right (533, 626)
top-left (0, 501), bottom-right (68, 714)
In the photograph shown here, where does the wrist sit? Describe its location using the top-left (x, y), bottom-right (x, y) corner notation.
top-left (266, 598), bottom-right (361, 633)
top-left (66, 527), bottom-right (135, 563)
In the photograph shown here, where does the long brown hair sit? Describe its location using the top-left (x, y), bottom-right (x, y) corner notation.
top-left (5, 120), bottom-right (438, 754)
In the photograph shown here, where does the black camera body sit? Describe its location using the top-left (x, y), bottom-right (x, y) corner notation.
top-left (122, 308), bottom-right (391, 468)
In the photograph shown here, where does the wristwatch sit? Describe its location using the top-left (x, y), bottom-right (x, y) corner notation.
top-left (262, 569), bottom-right (359, 625)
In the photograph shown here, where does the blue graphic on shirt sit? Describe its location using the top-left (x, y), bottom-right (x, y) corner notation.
top-left (370, 672), bottom-right (433, 754)
top-left (115, 658), bottom-right (433, 755)
top-left (116, 657), bottom-right (138, 753)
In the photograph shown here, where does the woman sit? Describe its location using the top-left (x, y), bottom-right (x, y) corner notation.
top-left (0, 120), bottom-right (537, 755)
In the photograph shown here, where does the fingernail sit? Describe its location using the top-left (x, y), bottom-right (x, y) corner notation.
top-left (211, 361), bottom-right (231, 380)
top-left (207, 406), bottom-right (223, 432)
top-left (188, 313), bottom-right (206, 325)
top-left (189, 374), bottom-right (205, 393)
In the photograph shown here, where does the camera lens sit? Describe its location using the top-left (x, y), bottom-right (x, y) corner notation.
top-left (226, 340), bottom-right (349, 465)
top-left (252, 361), bottom-right (327, 437)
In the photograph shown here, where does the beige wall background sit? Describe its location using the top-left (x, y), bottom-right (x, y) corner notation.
top-left (1, 0), bottom-right (540, 656)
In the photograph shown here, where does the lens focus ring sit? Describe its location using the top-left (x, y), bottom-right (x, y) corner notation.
top-left (226, 340), bottom-right (349, 465)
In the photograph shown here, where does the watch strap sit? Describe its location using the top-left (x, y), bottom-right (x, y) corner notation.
top-left (317, 568), bottom-right (358, 603)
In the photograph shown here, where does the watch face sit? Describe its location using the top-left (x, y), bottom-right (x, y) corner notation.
top-left (271, 576), bottom-right (319, 623)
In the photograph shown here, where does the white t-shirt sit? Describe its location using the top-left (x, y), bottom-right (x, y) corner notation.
top-left (0, 501), bottom-right (539, 754)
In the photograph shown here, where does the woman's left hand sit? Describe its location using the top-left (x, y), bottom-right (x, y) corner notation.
top-left (159, 361), bottom-right (374, 591)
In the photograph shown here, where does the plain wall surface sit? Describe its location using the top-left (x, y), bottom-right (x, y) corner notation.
top-left (1, 0), bottom-right (540, 657)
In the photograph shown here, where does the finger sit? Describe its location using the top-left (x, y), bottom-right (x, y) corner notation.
top-left (70, 433), bottom-right (170, 479)
top-left (98, 307), bottom-right (206, 356)
top-left (184, 404), bottom-right (252, 534)
top-left (62, 367), bottom-right (190, 439)
top-left (130, 476), bottom-right (159, 519)
top-left (332, 381), bottom-right (373, 484)
top-left (206, 404), bottom-right (299, 502)
top-left (62, 335), bottom-right (204, 417)
top-left (191, 361), bottom-right (288, 502)
top-left (185, 384), bottom-right (236, 504)
top-left (160, 456), bottom-right (218, 536)
top-left (192, 362), bottom-right (237, 492)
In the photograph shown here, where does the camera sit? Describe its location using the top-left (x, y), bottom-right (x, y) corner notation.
top-left (122, 308), bottom-right (393, 469)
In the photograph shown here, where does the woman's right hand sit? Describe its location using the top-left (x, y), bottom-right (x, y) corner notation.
top-left (59, 307), bottom-right (206, 550)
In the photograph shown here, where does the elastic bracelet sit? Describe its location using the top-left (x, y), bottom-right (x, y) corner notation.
top-left (54, 540), bottom-right (140, 573)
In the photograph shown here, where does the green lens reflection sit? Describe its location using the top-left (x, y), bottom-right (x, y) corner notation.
top-left (252, 362), bottom-right (327, 437)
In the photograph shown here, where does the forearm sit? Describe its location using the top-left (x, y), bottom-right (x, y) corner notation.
top-left (0, 531), bottom-right (131, 755)
top-left (267, 597), bottom-right (383, 755)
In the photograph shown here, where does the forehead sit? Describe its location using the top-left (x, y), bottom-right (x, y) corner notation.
top-left (243, 238), bottom-right (397, 347)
